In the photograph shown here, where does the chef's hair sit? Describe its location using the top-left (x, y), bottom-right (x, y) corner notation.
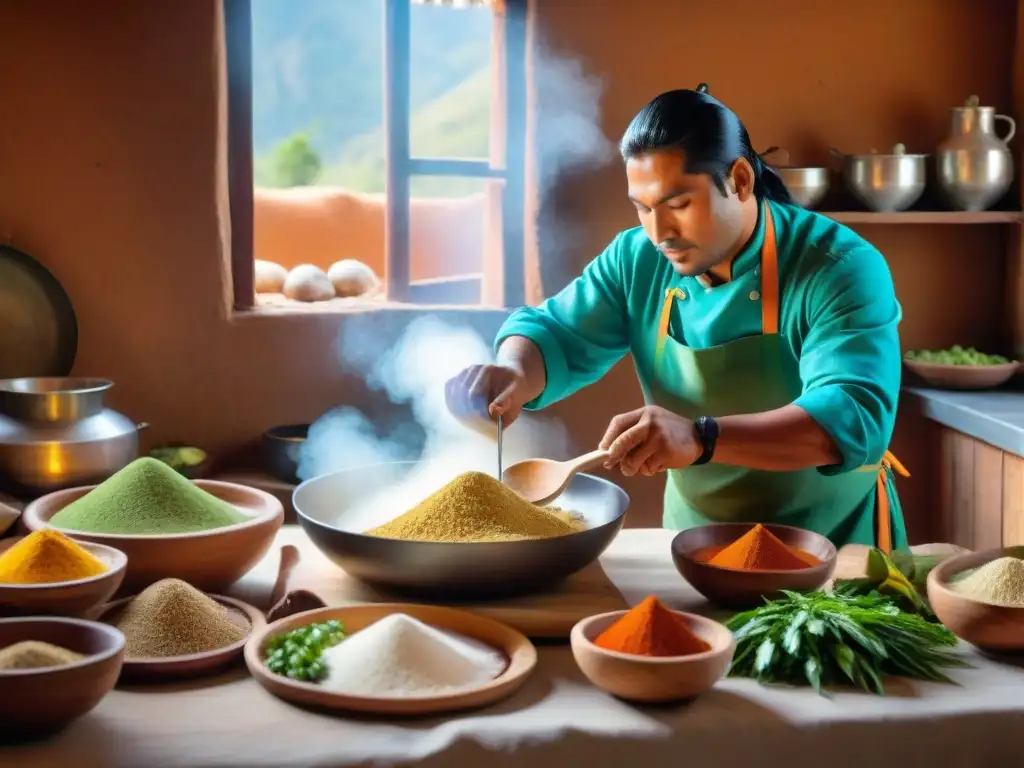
top-left (620, 84), bottom-right (794, 205)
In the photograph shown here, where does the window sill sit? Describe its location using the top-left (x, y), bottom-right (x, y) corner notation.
top-left (231, 295), bottom-right (514, 321)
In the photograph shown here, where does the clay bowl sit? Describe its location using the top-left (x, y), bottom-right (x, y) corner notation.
top-left (671, 523), bottom-right (837, 609)
top-left (927, 547), bottom-right (1024, 652)
top-left (0, 536), bottom-right (126, 618)
top-left (0, 616), bottom-right (124, 740)
top-left (20, 480), bottom-right (284, 594)
top-left (570, 609), bottom-right (735, 703)
top-left (99, 593), bottom-right (264, 682)
top-left (262, 424), bottom-right (308, 485)
top-left (245, 603), bottom-right (537, 716)
top-left (903, 359), bottom-right (1020, 390)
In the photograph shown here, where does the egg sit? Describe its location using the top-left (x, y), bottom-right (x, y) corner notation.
top-left (254, 260), bottom-right (288, 294)
top-left (327, 259), bottom-right (380, 298)
top-left (283, 265), bottom-right (336, 302)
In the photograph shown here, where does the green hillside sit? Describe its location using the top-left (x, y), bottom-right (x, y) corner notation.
top-left (251, 0), bottom-right (494, 196)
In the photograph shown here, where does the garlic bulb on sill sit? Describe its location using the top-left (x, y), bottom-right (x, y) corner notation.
top-left (255, 260), bottom-right (288, 294)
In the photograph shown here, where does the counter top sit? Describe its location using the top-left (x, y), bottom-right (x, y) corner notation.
top-left (5, 527), bottom-right (1024, 768)
top-left (905, 386), bottom-right (1024, 456)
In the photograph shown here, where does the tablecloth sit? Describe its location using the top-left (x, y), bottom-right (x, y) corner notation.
top-left (3, 528), bottom-right (1024, 768)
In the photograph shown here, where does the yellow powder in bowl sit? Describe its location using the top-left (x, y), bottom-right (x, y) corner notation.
top-left (365, 471), bottom-right (584, 543)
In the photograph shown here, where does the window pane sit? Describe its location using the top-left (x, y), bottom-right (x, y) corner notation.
top-left (409, 2), bottom-right (493, 162)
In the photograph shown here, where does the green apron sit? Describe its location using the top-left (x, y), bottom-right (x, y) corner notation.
top-left (641, 203), bottom-right (908, 550)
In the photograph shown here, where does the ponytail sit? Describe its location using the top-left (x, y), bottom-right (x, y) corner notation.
top-left (751, 154), bottom-right (794, 205)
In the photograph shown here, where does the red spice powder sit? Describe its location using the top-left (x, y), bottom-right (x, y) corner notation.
top-left (699, 524), bottom-right (820, 571)
top-left (593, 595), bottom-right (711, 657)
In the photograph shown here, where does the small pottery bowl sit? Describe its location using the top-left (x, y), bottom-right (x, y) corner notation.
top-left (903, 359), bottom-right (1020, 390)
top-left (262, 424), bottom-right (309, 485)
top-left (0, 616), bottom-right (125, 739)
top-left (570, 609), bottom-right (735, 702)
top-left (671, 523), bottom-right (837, 609)
top-left (928, 547), bottom-right (1024, 652)
top-left (0, 536), bottom-right (127, 618)
top-left (21, 480), bottom-right (284, 594)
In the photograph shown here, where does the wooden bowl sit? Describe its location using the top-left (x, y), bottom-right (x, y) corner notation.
top-left (0, 616), bottom-right (124, 739)
top-left (903, 359), bottom-right (1020, 390)
top-left (570, 609), bottom-right (735, 703)
top-left (245, 603), bottom-right (538, 716)
top-left (927, 547), bottom-right (1024, 651)
top-left (670, 523), bottom-right (837, 609)
top-left (21, 479), bottom-right (284, 594)
top-left (98, 593), bottom-right (264, 682)
top-left (0, 536), bottom-right (127, 618)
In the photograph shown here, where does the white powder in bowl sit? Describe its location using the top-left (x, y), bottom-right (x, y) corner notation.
top-left (320, 613), bottom-right (506, 697)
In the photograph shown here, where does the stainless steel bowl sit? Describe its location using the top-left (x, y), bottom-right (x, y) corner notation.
top-left (777, 167), bottom-right (829, 209)
top-left (292, 461), bottom-right (630, 599)
top-left (833, 144), bottom-right (927, 213)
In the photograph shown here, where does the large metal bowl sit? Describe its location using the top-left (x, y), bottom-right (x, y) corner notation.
top-left (833, 145), bottom-right (927, 213)
top-left (292, 461), bottom-right (630, 599)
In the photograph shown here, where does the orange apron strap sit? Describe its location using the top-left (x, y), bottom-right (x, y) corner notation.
top-left (760, 204), bottom-right (780, 335)
top-left (875, 451), bottom-right (910, 554)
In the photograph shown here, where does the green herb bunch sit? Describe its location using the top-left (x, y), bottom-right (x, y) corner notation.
top-left (263, 620), bottom-right (346, 682)
top-left (727, 591), bottom-right (967, 695)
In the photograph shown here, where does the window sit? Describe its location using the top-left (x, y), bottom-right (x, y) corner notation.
top-left (224, 0), bottom-right (528, 311)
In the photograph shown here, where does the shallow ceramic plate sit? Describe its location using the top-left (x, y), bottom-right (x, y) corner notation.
top-left (0, 245), bottom-right (77, 378)
top-left (245, 603), bottom-right (538, 716)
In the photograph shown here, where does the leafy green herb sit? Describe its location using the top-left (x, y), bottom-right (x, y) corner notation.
top-left (727, 591), bottom-right (967, 696)
top-left (263, 619), bottom-right (346, 682)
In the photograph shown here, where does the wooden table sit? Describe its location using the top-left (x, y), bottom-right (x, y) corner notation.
top-left (2, 527), bottom-right (1023, 768)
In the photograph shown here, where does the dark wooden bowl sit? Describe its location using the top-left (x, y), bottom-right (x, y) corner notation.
top-left (670, 523), bottom-right (837, 609)
top-left (927, 547), bottom-right (1024, 652)
top-left (0, 616), bottom-right (124, 740)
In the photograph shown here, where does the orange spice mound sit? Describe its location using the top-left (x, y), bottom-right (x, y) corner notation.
top-left (594, 595), bottom-right (711, 657)
top-left (706, 524), bottom-right (819, 571)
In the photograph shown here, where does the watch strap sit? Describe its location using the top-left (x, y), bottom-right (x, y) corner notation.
top-left (692, 415), bottom-right (719, 466)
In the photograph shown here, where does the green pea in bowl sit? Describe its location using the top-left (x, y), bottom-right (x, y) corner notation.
top-left (903, 347), bottom-right (1020, 390)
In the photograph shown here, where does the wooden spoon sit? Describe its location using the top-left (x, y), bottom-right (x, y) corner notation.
top-left (502, 449), bottom-right (611, 506)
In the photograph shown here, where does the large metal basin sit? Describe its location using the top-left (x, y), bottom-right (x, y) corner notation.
top-left (292, 461), bottom-right (630, 599)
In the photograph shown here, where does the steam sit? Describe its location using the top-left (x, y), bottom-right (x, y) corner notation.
top-left (297, 315), bottom-right (576, 527)
top-left (529, 41), bottom-right (614, 287)
top-left (531, 44), bottom-right (614, 200)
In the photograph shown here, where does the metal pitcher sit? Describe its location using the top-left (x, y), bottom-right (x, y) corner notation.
top-left (0, 377), bottom-right (146, 494)
top-left (937, 95), bottom-right (1016, 212)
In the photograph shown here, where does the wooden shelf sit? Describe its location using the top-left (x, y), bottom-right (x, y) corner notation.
top-left (822, 211), bottom-right (1023, 225)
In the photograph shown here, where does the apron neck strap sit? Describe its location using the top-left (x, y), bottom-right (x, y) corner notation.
top-left (760, 202), bottom-right (780, 335)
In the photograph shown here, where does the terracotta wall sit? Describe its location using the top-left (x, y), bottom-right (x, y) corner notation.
top-left (0, 0), bottom-right (1016, 534)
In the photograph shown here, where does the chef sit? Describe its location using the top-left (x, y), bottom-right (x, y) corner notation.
top-left (446, 84), bottom-right (908, 550)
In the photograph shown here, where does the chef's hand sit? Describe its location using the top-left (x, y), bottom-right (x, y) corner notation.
top-left (445, 364), bottom-right (529, 426)
top-left (599, 406), bottom-right (702, 477)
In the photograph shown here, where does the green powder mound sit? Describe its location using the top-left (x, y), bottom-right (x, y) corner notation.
top-left (49, 457), bottom-right (249, 535)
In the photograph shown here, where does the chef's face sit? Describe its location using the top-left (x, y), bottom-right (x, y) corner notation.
top-left (626, 148), bottom-right (754, 276)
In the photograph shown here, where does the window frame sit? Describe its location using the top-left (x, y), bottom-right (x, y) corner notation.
top-left (224, 0), bottom-right (528, 311)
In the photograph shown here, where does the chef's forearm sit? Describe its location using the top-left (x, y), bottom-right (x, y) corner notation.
top-left (496, 335), bottom-right (547, 403)
top-left (712, 405), bottom-right (843, 471)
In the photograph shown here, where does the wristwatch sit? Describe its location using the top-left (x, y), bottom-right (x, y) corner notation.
top-left (692, 415), bottom-right (719, 466)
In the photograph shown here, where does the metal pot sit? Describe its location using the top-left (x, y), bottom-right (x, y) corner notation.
top-left (832, 144), bottom-right (928, 212)
top-left (0, 377), bottom-right (146, 494)
top-left (759, 146), bottom-right (830, 209)
top-left (937, 94), bottom-right (1016, 212)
